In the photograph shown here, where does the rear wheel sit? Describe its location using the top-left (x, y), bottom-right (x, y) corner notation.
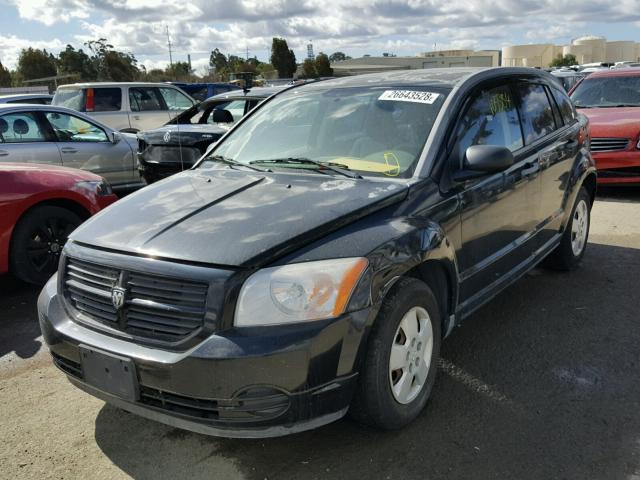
top-left (10, 206), bottom-right (82, 284)
top-left (350, 277), bottom-right (441, 430)
top-left (544, 187), bottom-right (591, 271)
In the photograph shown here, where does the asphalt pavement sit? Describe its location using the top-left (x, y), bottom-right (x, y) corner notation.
top-left (1, 187), bottom-right (639, 480)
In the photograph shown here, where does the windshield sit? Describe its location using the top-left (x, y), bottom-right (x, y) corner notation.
top-left (570, 75), bottom-right (640, 107)
top-left (200, 86), bottom-right (448, 178)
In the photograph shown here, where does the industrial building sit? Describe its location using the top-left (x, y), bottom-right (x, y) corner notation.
top-left (502, 36), bottom-right (640, 68)
top-left (331, 50), bottom-right (500, 76)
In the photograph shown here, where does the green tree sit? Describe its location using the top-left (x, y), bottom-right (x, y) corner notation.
top-left (57, 45), bottom-right (96, 81)
top-left (166, 61), bottom-right (192, 79)
top-left (17, 48), bottom-right (57, 80)
top-left (549, 53), bottom-right (577, 68)
top-left (85, 38), bottom-right (139, 81)
top-left (0, 61), bottom-right (11, 87)
top-left (270, 38), bottom-right (297, 78)
top-left (315, 52), bottom-right (333, 76)
top-left (329, 51), bottom-right (350, 62)
top-left (302, 58), bottom-right (317, 78)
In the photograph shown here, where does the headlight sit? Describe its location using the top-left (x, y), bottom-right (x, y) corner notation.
top-left (75, 179), bottom-right (113, 196)
top-left (637, 137), bottom-right (640, 149)
top-left (234, 258), bottom-right (369, 327)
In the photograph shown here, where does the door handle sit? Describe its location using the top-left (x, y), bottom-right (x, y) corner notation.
top-left (0, 150), bottom-right (8, 157)
top-left (60, 147), bottom-right (78, 153)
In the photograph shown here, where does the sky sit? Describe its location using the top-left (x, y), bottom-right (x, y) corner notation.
top-left (0, 0), bottom-right (639, 74)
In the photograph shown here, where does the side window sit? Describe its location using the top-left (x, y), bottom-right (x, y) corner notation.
top-left (45, 112), bottom-right (108, 142)
top-left (92, 88), bottom-right (122, 112)
top-left (0, 112), bottom-right (47, 143)
top-left (453, 84), bottom-right (523, 165)
top-left (158, 87), bottom-right (194, 110)
top-left (129, 87), bottom-right (163, 112)
top-left (550, 87), bottom-right (576, 126)
top-left (515, 83), bottom-right (557, 144)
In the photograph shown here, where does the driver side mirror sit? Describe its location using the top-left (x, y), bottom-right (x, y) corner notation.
top-left (453, 145), bottom-right (514, 182)
top-left (109, 131), bottom-right (121, 144)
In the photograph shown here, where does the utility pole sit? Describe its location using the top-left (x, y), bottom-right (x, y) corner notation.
top-left (246, 46), bottom-right (249, 60)
top-left (166, 25), bottom-right (173, 68)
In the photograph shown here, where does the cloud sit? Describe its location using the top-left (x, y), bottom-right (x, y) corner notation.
top-left (2, 0), bottom-right (639, 70)
top-left (0, 35), bottom-right (66, 69)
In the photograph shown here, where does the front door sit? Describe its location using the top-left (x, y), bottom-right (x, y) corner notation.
top-left (44, 111), bottom-right (135, 187)
top-left (450, 83), bottom-right (541, 313)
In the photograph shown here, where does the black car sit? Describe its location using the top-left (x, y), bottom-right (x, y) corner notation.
top-left (39, 67), bottom-right (596, 438)
top-left (136, 86), bottom-right (285, 183)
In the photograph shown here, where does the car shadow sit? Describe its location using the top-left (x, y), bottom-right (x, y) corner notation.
top-left (0, 275), bottom-right (43, 360)
top-left (94, 241), bottom-right (640, 480)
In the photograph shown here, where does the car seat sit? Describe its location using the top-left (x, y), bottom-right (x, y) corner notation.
top-left (13, 118), bottom-right (29, 138)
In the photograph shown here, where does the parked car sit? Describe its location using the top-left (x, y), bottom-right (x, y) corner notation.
top-left (0, 93), bottom-right (53, 105)
top-left (550, 69), bottom-right (588, 92)
top-left (169, 82), bottom-right (241, 102)
top-left (570, 67), bottom-right (640, 185)
top-left (39, 67), bottom-right (596, 438)
top-left (52, 83), bottom-right (196, 133)
top-left (0, 104), bottom-right (144, 192)
top-left (1, 163), bottom-right (117, 284)
top-left (137, 86), bottom-right (285, 183)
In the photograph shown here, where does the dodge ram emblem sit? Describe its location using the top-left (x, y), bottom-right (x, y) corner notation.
top-left (163, 131), bottom-right (171, 142)
top-left (111, 287), bottom-right (126, 309)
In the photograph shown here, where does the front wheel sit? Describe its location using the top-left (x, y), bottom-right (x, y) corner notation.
top-left (10, 206), bottom-right (82, 284)
top-left (350, 277), bottom-right (441, 430)
top-left (544, 187), bottom-right (591, 271)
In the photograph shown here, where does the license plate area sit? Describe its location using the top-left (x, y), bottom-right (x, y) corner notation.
top-left (79, 345), bottom-right (139, 402)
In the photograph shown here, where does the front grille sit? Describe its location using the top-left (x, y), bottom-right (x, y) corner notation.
top-left (51, 352), bottom-right (82, 379)
top-left (64, 257), bottom-right (208, 343)
top-left (590, 137), bottom-right (630, 152)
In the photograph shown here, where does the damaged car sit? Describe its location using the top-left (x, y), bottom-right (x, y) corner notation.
top-left (39, 67), bottom-right (596, 438)
top-left (136, 86), bottom-right (284, 184)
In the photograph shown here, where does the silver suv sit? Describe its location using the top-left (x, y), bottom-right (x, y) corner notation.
top-left (52, 83), bottom-right (195, 133)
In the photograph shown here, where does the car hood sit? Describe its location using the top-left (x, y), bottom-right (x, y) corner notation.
top-left (578, 107), bottom-right (640, 138)
top-left (138, 124), bottom-right (227, 147)
top-left (70, 168), bottom-right (409, 268)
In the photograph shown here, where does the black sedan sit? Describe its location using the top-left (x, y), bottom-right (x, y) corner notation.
top-left (136, 86), bottom-right (285, 183)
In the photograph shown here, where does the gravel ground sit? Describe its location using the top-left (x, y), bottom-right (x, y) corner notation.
top-left (1, 187), bottom-right (639, 480)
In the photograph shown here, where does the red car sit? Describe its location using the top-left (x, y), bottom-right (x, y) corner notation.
top-left (0, 163), bottom-right (117, 284)
top-left (570, 68), bottom-right (640, 185)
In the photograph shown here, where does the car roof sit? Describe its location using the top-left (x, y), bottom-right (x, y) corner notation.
top-left (0, 93), bottom-right (52, 98)
top-left (586, 67), bottom-right (640, 78)
top-left (287, 67), bottom-right (557, 92)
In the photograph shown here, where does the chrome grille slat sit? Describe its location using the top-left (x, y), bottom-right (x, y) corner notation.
top-left (590, 137), bottom-right (630, 152)
top-left (64, 257), bottom-right (207, 343)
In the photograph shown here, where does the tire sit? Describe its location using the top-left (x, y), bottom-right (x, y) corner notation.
top-left (350, 277), bottom-right (442, 430)
top-left (10, 206), bottom-right (82, 285)
top-left (544, 187), bottom-right (591, 271)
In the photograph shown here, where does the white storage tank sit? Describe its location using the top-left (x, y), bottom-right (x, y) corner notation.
top-left (563, 44), bottom-right (592, 64)
top-left (573, 36), bottom-right (606, 63)
top-left (501, 44), bottom-right (558, 68)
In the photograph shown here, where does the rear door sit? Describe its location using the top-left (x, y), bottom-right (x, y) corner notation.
top-left (451, 82), bottom-right (542, 311)
top-left (0, 110), bottom-right (62, 164)
top-left (128, 87), bottom-right (171, 131)
top-left (44, 110), bottom-right (135, 187)
top-left (512, 82), bottom-right (576, 247)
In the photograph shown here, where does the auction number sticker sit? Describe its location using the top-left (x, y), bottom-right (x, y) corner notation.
top-left (378, 90), bottom-right (440, 104)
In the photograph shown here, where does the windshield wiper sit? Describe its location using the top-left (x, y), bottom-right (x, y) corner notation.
top-left (249, 157), bottom-right (362, 179)
top-left (206, 155), bottom-right (270, 172)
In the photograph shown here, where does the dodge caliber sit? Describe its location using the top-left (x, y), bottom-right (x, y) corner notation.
top-left (39, 68), bottom-right (596, 438)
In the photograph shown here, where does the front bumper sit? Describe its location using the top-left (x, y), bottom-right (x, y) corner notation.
top-left (38, 276), bottom-right (371, 438)
top-left (136, 145), bottom-right (202, 184)
top-left (593, 150), bottom-right (640, 185)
